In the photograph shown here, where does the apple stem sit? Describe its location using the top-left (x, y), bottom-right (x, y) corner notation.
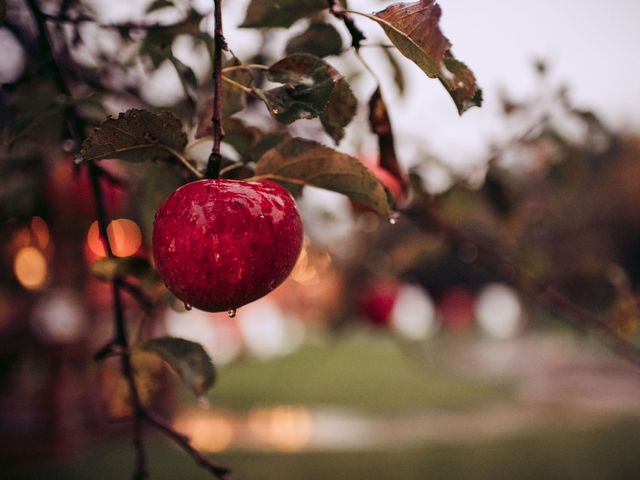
top-left (205, 0), bottom-right (228, 179)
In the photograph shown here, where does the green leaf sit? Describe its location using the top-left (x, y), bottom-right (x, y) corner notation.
top-left (320, 78), bottom-right (357, 144)
top-left (78, 109), bottom-right (187, 164)
top-left (90, 256), bottom-right (155, 282)
top-left (168, 55), bottom-right (198, 108)
top-left (285, 22), bottom-right (344, 58)
top-left (256, 54), bottom-right (342, 124)
top-left (223, 59), bottom-right (253, 117)
top-left (139, 10), bottom-right (202, 67)
top-left (142, 337), bottom-right (216, 397)
top-left (240, 0), bottom-right (327, 28)
top-left (146, 0), bottom-right (174, 13)
top-left (222, 118), bottom-right (288, 163)
top-left (367, 0), bottom-right (482, 114)
top-left (255, 138), bottom-right (392, 215)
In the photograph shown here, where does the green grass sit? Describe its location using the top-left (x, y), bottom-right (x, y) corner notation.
top-left (8, 417), bottom-right (640, 480)
top-left (209, 334), bottom-right (512, 412)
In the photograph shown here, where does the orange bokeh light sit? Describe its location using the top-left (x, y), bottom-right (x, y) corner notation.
top-left (87, 219), bottom-right (142, 258)
top-left (14, 246), bottom-right (48, 291)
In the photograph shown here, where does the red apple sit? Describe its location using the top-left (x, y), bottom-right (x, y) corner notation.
top-left (358, 278), bottom-right (399, 327)
top-left (152, 179), bottom-right (303, 312)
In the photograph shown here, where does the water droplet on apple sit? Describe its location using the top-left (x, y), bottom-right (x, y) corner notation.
top-left (197, 395), bottom-right (210, 409)
top-left (227, 308), bottom-right (237, 318)
top-left (184, 302), bottom-right (192, 311)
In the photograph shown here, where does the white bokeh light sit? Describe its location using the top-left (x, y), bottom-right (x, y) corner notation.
top-left (30, 288), bottom-right (88, 344)
top-left (475, 283), bottom-right (524, 339)
top-left (165, 308), bottom-right (242, 365)
top-left (237, 300), bottom-right (305, 360)
top-left (390, 284), bottom-right (438, 340)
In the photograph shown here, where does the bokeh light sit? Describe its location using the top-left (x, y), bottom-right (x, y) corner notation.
top-left (390, 284), bottom-right (438, 340)
top-left (248, 406), bottom-right (312, 451)
top-left (475, 283), bottom-right (524, 339)
top-left (30, 288), bottom-right (88, 344)
top-left (13, 247), bottom-right (48, 291)
top-left (87, 219), bottom-right (142, 258)
top-left (173, 410), bottom-right (234, 453)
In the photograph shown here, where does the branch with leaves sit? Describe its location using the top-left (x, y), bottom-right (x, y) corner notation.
top-left (9, 0), bottom-right (640, 479)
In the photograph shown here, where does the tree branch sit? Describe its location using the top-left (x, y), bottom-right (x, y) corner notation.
top-left (205, 0), bottom-right (228, 179)
top-left (24, 0), bottom-right (229, 477)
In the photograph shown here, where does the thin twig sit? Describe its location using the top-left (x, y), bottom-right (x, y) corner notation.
top-left (221, 63), bottom-right (268, 73)
top-left (88, 161), bottom-right (149, 480)
top-left (25, 0), bottom-right (228, 477)
top-left (141, 408), bottom-right (231, 479)
top-left (221, 75), bottom-right (254, 94)
top-left (327, 0), bottom-right (366, 50)
top-left (205, 0), bottom-right (228, 179)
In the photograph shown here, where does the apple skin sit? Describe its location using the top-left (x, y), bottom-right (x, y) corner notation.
top-left (152, 179), bottom-right (303, 312)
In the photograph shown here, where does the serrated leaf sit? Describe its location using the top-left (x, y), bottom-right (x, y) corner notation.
top-left (256, 54), bottom-right (343, 124)
top-left (285, 22), bottom-right (343, 58)
top-left (320, 78), bottom-right (357, 144)
top-left (142, 337), bottom-right (216, 397)
top-left (368, 0), bottom-right (481, 114)
top-left (240, 0), bottom-right (327, 28)
top-left (90, 256), bottom-right (155, 281)
top-left (369, 87), bottom-right (407, 201)
top-left (255, 138), bottom-right (392, 215)
top-left (78, 109), bottom-right (187, 164)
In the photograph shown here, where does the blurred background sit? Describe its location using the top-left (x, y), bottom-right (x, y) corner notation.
top-left (3, 0), bottom-right (640, 479)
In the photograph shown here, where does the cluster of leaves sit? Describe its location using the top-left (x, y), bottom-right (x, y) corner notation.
top-left (2, 0), bottom-right (482, 431)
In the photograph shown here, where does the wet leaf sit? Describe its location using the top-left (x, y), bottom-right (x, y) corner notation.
top-left (369, 0), bottom-right (482, 114)
top-left (285, 22), bottom-right (343, 58)
top-left (320, 78), bottom-right (357, 144)
top-left (368, 87), bottom-right (407, 201)
top-left (90, 256), bottom-right (155, 282)
top-left (142, 337), bottom-right (216, 397)
top-left (256, 54), bottom-right (343, 124)
top-left (255, 138), bottom-right (392, 215)
top-left (240, 0), bottom-right (327, 28)
top-left (78, 109), bottom-right (187, 164)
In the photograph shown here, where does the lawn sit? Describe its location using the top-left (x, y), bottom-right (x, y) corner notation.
top-left (210, 333), bottom-right (513, 412)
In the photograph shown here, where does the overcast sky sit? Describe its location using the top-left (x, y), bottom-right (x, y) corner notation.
top-left (4, 0), bottom-right (640, 170)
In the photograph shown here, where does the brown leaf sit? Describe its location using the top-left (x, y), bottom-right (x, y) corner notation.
top-left (368, 88), bottom-right (407, 203)
top-left (255, 138), bottom-right (392, 216)
top-left (370, 0), bottom-right (482, 114)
